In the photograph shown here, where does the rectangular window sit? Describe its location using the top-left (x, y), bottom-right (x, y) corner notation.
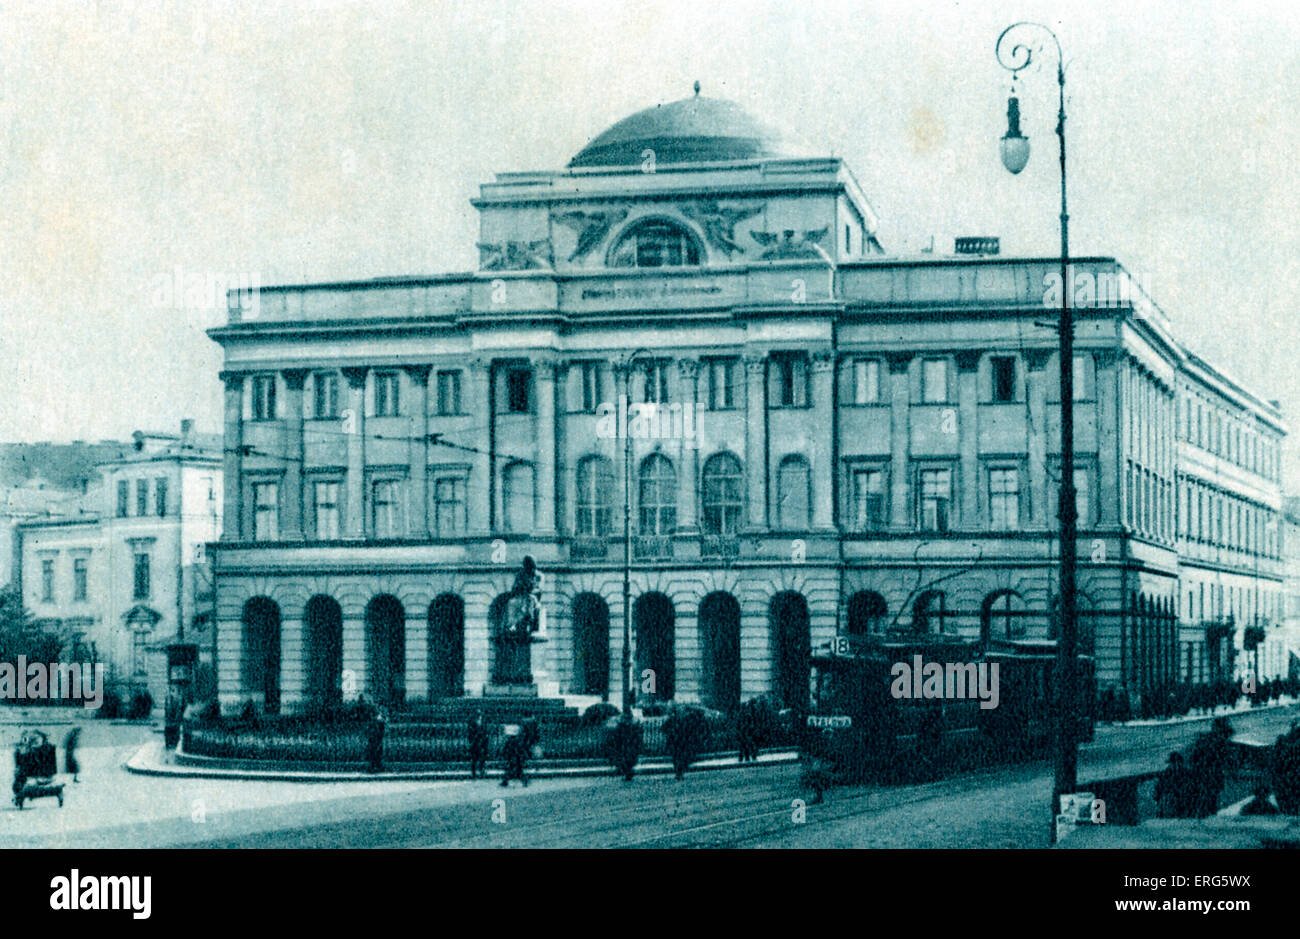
top-left (372, 479), bottom-right (404, 538)
top-left (850, 468), bottom-right (886, 531)
top-left (988, 466), bottom-right (1019, 529)
top-left (136, 479), bottom-right (148, 517)
top-left (73, 558), bottom-right (88, 602)
top-left (922, 359), bottom-right (948, 404)
top-left (707, 358), bottom-right (738, 410)
top-left (437, 370), bottom-right (462, 416)
top-left (133, 552), bottom-right (150, 600)
top-left (642, 360), bottom-right (670, 405)
top-left (252, 482), bottom-right (279, 541)
top-left (155, 478), bottom-right (168, 517)
top-left (918, 468), bottom-right (952, 532)
top-left (252, 374), bottom-right (277, 421)
top-left (374, 371), bottom-right (400, 417)
top-left (313, 372), bottom-right (340, 419)
top-left (991, 357), bottom-right (1017, 403)
top-left (40, 560), bottom-right (54, 602)
top-left (505, 367), bottom-right (531, 413)
top-left (772, 355), bottom-right (809, 408)
top-left (132, 631), bottom-right (147, 677)
top-left (116, 480), bottom-right (129, 518)
top-left (853, 359), bottom-right (881, 405)
top-left (433, 476), bottom-right (467, 536)
top-left (313, 481), bottom-right (341, 540)
top-left (577, 363), bottom-right (601, 413)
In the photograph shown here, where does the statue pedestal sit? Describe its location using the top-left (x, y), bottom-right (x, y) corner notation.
top-left (486, 635), bottom-right (557, 698)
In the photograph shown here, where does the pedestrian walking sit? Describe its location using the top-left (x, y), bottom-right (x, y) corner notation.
top-left (468, 713), bottom-right (489, 779)
top-left (364, 703), bottom-right (386, 774)
top-left (500, 724), bottom-right (529, 787)
top-left (737, 699), bottom-right (760, 763)
top-left (63, 726), bottom-right (81, 783)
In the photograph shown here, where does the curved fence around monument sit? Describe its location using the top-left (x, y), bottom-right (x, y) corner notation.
top-left (180, 712), bottom-right (791, 767)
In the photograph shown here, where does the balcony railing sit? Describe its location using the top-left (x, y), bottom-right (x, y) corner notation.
top-left (570, 537), bottom-right (608, 560)
top-left (633, 535), bottom-right (673, 560)
top-left (700, 534), bottom-right (741, 559)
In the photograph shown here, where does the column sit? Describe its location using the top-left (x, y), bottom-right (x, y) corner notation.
top-left (810, 350), bottom-right (836, 530)
top-left (887, 353), bottom-right (911, 528)
top-left (613, 363), bottom-right (632, 540)
top-left (535, 358), bottom-right (557, 536)
top-left (676, 359), bottom-right (700, 532)
top-left (404, 613), bottom-right (429, 703)
top-left (279, 614), bottom-right (306, 712)
top-left (469, 358), bottom-right (493, 535)
top-left (341, 610), bottom-right (367, 701)
top-left (282, 369), bottom-right (307, 541)
top-left (1026, 350), bottom-right (1051, 528)
top-left (955, 351), bottom-right (981, 526)
top-left (1094, 350), bottom-right (1120, 527)
top-left (405, 365), bottom-right (431, 539)
top-left (220, 372), bottom-right (244, 541)
top-left (744, 354), bottom-right (768, 529)
top-left (341, 367), bottom-right (368, 538)
top-left (216, 615), bottom-right (244, 713)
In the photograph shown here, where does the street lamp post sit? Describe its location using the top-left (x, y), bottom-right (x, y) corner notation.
top-left (618, 348), bottom-right (653, 716)
top-left (995, 21), bottom-right (1079, 843)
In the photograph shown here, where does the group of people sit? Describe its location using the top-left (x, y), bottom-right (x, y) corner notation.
top-left (466, 713), bottom-right (539, 787)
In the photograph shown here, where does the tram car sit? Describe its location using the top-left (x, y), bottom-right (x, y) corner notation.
top-left (801, 633), bottom-right (1095, 785)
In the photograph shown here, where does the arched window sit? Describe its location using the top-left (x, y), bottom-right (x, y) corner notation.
top-left (575, 455), bottom-right (615, 536)
top-left (701, 453), bottom-right (744, 535)
top-left (609, 218), bottom-right (703, 268)
top-left (847, 591), bottom-right (887, 636)
top-left (638, 454), bottom-right (677, 536)
top-left (502, 461), bottom-right (535, 533)
top-left (776, 454), bottom-right (811, 530)
top-left (913, 590), bottom-right (947, 634)
top-left (982, 590), bottom-right (1029, 643)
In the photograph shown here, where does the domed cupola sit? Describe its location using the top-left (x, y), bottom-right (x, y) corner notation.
top-left (569, 88), bottom-right (814, 169)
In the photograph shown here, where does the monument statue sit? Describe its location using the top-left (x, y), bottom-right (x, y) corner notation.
top-left (493, 556), bottom-right (546, 685)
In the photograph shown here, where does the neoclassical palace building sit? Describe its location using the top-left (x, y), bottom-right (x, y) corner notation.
top-left (208, 93), bottom-right (1286, 716)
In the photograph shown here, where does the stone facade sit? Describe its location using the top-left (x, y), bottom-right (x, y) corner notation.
top-left (206, 95), bottom-right (1286, 717)
top-left (17, 426), bottom-right (222, 706)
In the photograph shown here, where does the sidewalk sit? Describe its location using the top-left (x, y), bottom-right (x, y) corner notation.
top-left (1102, 695), bottom-right (1298, 731)
top-left (125, 739), bottom-right (800, 782)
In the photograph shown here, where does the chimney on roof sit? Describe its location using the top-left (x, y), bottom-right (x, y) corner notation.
top-left (180, 419), bottom-right (194, 446)
top-left (955, 237), bottom-right (1000, 256)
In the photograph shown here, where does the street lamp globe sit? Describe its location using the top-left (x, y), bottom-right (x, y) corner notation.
top-left (1000, 95), bottom-right (1030, 174)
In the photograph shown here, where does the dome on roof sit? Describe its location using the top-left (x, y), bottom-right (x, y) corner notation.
top-left (568, 95), bottom-right (814, 168)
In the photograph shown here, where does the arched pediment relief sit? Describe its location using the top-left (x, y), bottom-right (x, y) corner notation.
top-left (553, 208), bottom-right (629, 262)
top-left (477, 239), bottom-right (553, 272)
top-left (124, 605), bottom-right (162, 630)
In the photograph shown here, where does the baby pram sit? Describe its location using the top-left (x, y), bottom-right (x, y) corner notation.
top-left (12, 730), bottom-right (64, 809)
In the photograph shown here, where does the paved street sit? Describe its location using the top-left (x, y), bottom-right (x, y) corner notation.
top-left (3, 704), bottom-right (1296, 849)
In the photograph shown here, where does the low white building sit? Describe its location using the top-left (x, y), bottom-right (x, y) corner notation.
top-left (16, 423), bottom-right (223, 707)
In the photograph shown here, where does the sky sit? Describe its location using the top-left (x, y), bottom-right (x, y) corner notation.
top-left (1, 0), bottom-right (1298, 485)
